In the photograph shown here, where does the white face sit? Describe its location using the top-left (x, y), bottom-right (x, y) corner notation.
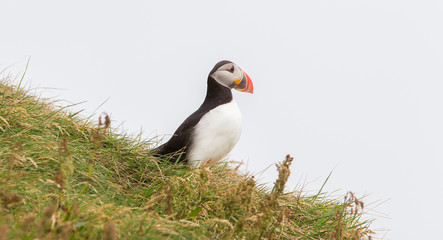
top-left (210, 63), bottom-right (243, 89)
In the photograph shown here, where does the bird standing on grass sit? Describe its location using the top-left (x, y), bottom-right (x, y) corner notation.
top-left (154, 60), bottom-right (253, 167)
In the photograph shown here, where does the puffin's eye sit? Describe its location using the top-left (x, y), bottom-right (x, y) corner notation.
top-left (228, 66), bottom-right (235, 73)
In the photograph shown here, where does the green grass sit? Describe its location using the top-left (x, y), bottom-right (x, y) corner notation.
top-left (0, 75), bottom-right (374, 239)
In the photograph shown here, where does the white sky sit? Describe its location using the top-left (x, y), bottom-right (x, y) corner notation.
top-left (2, 1), bottom-right (443, 239)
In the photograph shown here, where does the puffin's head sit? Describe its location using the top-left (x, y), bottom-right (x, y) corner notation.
top-left (209, 60), bottom-right (254, 93)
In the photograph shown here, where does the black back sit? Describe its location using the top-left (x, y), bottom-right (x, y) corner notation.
top-left (154, 61), bottom-right (233, 163)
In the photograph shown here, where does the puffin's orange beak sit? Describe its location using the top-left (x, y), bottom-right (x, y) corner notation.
top-left (235, 71), bottom-right (254, 93)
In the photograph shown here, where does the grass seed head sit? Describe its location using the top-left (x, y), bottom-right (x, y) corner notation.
top-left (0, 191), bottom-right (21, 208)
top-left (272, 154), bottom-right (293, 198)
top-left (104, 114), bottom-right (111, 130)
top-left (58, 137), bottom-right (69, 156)
top-left (43, 198), bottom-right (58, 219)
top-left (54, 169), bottom-right (65, 190)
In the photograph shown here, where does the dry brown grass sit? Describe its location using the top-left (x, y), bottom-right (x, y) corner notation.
top-left (0, 76), bottom-right (374, 239)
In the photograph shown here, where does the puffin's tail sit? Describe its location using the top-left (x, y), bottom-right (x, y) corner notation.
top-left (151, 144), bottom-right (187, 164)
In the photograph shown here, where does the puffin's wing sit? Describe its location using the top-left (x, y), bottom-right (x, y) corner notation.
top-left (153, 111), bottom-right (205, 163)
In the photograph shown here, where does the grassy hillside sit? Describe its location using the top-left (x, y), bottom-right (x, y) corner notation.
top-left (0, 76), bottom-right (373, 239)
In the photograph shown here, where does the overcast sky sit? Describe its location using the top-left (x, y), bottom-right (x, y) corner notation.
top-left (2, 1), bottom-right (443, 239)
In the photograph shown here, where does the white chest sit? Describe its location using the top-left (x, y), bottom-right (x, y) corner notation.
top-left (188, 100), bottom-right (242, 167)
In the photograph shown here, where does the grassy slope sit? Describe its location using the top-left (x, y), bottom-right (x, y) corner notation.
top-left (0, 77), bottom-right (373, 239)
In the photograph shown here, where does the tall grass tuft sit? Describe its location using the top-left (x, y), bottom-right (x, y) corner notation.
top-left (0, 75), bottom-right (374, 239)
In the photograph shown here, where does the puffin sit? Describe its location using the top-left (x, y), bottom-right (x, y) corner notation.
top-left (154, 60), bottom-right (253, 167)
